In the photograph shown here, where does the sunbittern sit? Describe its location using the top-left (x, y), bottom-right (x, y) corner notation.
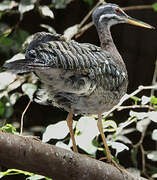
top-left (4, 3), bottom-right (154, 163)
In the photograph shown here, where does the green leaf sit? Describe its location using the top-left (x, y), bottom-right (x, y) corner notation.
top-left (0, 124), bottom-right (19, 134)
top-left (3, 104), bottom-right (14, 118)
top-left (0, 29), bottom-right (29, 54)
top-left (0, 100), bottom-right (5, 115)
top-left (42, 121), bottom-right (73, 142)
top-left (149, 111), bottom-right (157, 123)
top-left (2, 28), bottom-right (12, 37)
top-left (152, 173), bottom-right (157, 178)
top-left (39, 6), bottom-right (54, 19)
top-left (153, 3), bottom-right (157, 12)
top-left (0, 97), bottom-right (14, 118)
top-left (103, 120), bottom-right (117, 132)
top-left (141, 95), bottom-right (151, 105)
top-left (152, 129), bottom-right (157, 141)
top-left (130, 96), bottom-right (141, 105)
top-left (83, 0), bottom-right (94, 6)
top-left (0, 169), bottom-right (51, 179)
top-left (0, 169), bottom-right (32, 177)
top-left (110, 142), bottom-right (129, 156)
top-left (75, 117), bottom-right (99, 155)
top-left (26, 174), bottom-right (51, 180)
top-left (136, 118), bottom-right (150, 132)
top-left (147, 151), bottom-right (157, 161)
top-left (12, 29), bottom-right (29, 49)
top-left (92, 137), bottom-right (100, 147)
top-left (18, 0), bottom-right (36, 14)
top-left (0, 22), bottom-right (12, 36)
top-left (150, 95), bottom-right (157, 105)
top-left (130, 110), bottom-right (157, 123)
top-left (0, 36), bottom-right (14, 46)
top-left (129, 110), bottom-right (147, 119)
top-left (0, 0), bottom-right (18, 11)
top-left (40, 24), bottom-right (56, 33)
top-left (52, 0), bottom-right (71, 9)
top-left (6, 53), bottom-right (25, 63)
top-left (115, 135), bottom-right (132, 144)
top-left (10, 92), bottom-right (22, 105)
top-left (0, 72), bottom-right (16, 90)
top-left (22, 83), bottom-right (37, 100)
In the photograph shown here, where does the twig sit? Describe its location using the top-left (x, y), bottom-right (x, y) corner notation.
top-left (134, 123), bottom-right (148, 148)
top-left (131, 117), bottom-right (150, 178)
top-left (115, 116), bottom-right (137, 136)
top-left (79, 0), bottom-right (104, 28)
top-left (140, 145), bottom-right (153, 180)
top-left (122, 5), bottom-right (153, 11)
top-left (102, 85), bottom-right (157, 119)
top-left (75, 22), bottom-right (93, 38)
top-left (20, 99), bottom-right (32, 135)
top-left (140, 145), bottom-right (146, 175)
top-left (117, 104), bottom-right (154, 111)
top-left (151, 59), bottom-right (157, 96)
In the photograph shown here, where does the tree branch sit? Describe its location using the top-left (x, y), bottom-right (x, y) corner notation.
top-left (122, 5), bottom-right (153, 11)
top-left (0, 131), bottom-right (147, 180)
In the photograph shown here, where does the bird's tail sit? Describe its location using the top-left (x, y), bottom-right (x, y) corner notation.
top-left (4, 59), bottom-right (34, 74)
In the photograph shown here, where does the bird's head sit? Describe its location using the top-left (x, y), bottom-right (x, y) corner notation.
top-left (92, 3), bottom-right (154, 29)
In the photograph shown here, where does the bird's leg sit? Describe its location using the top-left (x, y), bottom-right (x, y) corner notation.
top-left (66, 112), bottom-right (78, 152)
top-left (97, 114), bottom-right (123, 172)
top-left (97, 113), bottom-right (112, 162)
top-left (97, 114), bottom-right (123, 170)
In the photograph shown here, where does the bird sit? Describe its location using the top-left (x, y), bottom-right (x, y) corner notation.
top-left (4, 3), bottom-right (154, 163)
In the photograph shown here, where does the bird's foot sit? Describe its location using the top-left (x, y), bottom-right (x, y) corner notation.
top-left (110, 159), bottom-right (124, 172)
top-left (99, 156), bottom-right (124, 172)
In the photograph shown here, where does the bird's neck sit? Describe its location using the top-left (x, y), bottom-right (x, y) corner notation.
top-left (97, 24), bottom-right (123, 62)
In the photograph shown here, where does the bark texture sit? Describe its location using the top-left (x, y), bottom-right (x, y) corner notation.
top-left (0, 131), bottom-right (147, 180)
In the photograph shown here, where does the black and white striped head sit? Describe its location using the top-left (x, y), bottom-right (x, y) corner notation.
top-left (92, 3), bottom-right (154, 29)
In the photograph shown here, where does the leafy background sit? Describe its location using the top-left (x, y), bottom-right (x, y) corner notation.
top-left (0, 0), bottom-right (157, 179)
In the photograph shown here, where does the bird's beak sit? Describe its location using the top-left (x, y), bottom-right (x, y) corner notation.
top-left (125, 16), bottom-right (154, 29)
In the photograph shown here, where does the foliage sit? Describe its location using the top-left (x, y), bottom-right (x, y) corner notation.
top-left (51, 0), bottom-right (72, 9)
top-left (83, 0), bottom-right (95, 6)
top-left (0, 169), bottom-right (51, 180)
top-left (153, 3), bottom-right (157, 12)
top-left (0, 123), bottom-right (19, 134)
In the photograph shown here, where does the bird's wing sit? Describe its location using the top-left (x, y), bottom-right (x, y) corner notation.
top-left (27, 38), bottom-right (126, 91)
top-left (5, 32), bottom-right (127, 92)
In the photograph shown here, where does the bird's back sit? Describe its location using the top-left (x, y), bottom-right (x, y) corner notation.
top-left (5, 32), bottom-right (128, 114)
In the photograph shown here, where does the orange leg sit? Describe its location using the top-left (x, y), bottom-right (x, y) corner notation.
top-left (66, 112), bottom-right (78, 152)
top-left (97, 113), bottom-right (112, 162)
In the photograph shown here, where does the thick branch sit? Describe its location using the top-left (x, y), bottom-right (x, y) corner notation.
top-left (0, 132), bottom-right (147, 180)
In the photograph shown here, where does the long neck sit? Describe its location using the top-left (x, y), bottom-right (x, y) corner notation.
top-left (97, 23), bottom-right (124, 65)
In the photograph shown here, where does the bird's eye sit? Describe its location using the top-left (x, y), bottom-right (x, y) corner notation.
top-left (115, 8), bottom-right (120, 14)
